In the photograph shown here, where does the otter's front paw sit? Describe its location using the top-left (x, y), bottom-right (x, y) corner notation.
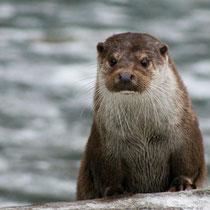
top-left (104, 185), bottom-right (124, 197)
top-left (168, 176), bottom-right (197, 192)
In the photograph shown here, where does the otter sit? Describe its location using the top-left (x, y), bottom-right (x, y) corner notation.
top-left (76, 32), bottom-right (206, 200)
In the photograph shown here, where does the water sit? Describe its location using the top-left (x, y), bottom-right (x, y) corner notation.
top-left (0, 0), bottom-right (210, 207)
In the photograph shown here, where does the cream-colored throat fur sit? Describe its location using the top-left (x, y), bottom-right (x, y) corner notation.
top-left (96, 63), bottom-right (183, 141)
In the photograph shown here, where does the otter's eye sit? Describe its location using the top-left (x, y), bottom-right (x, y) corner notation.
top-left (140, 58), bottom-right (149, 68)
top-left (109, 57), bottom-right (117, 67)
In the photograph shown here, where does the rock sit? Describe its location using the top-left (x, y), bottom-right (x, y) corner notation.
top-left (2, 187), bottom-right (210, 210)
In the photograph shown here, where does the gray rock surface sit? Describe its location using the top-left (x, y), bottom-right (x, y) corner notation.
top-left (2, 187), bottom-right (210, 210)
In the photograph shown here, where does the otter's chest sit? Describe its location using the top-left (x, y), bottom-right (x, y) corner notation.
top-left (106, 138), bottom-right (171, 193)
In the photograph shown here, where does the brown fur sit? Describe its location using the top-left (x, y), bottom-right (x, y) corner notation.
top-left (76, 32), bottom-right (206, 200)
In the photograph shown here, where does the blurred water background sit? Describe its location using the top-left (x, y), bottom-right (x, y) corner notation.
top-left (0, 0), bottom-right (210, 207)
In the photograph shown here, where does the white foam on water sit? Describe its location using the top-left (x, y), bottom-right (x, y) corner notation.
top-left (182, 74), bottom-right (210, 99)
top-left (0, 3), bottom-right (15, 19)
top-left (0, 159), bottom-right (9, 171)
top-left (93, 2), bottom-right (127, 25)
top-left (0, 173), bottom-right (76, 197)
top-left (50, 64), bottom-right (96, 87)
top-left (0, 28), bottom-right (44, 42)
top-left (184, 60), bottom-right (210, 77)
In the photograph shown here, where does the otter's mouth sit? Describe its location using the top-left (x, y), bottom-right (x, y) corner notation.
top-left (105, 83), bottom-right (139, 94)
top-left (110, 84), bottom-right (139, 93)
top-left (119, 90), bottom-right (137, 94)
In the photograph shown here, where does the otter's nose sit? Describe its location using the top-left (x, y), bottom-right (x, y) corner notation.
top-left (115, 72), bottom-right (136, 84)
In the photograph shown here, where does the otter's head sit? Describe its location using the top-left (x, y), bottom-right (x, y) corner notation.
top-left (96, 33), bottom-right (169, 94)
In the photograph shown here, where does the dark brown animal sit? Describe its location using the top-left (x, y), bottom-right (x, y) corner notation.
top-left (76, 32), bottom-right (206, 200)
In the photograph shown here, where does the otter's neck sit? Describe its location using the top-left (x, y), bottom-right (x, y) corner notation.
top-left (94, 63), bottom-right (184, 141)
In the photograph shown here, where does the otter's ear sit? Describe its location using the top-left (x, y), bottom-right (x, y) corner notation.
top-left (97, 42), bottom-right (104, 53)
top-left (159, 43), bottom-right (168, 56)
